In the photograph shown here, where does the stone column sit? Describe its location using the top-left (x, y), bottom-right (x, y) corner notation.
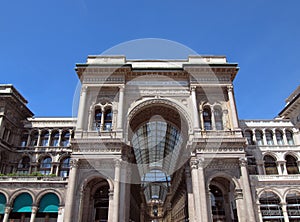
top-left (198, 159), bottom-right (208, 222)
top-left (279, 161), bottom-right (288, 175)
top-left (113, 159), bottom-right (121, 222)
top-left (277, 161), bottom-right (283, 175)
top-left (297, 160), bottom-right (300, 173)
top-left (36, 129), bottom-right (42, 147)
top-left (64, 159), bottom-right (79, 222)
top-left (257, 204), bottom-right (263, 222)
top-left (281, 203), bottom-right (290, 222)
top-left (272, 129), bottom-right (278, 146)
top-left (239, 158), bottom-right (256, 221)
top-left (262, 129), bottom-right (268, 146)
top-left (100, 110), bottom-right (105, 131)
top-left (47, 130), bottom-right (52, 146)
top-left (26, 132), bottom-right (31, 147)
top-left (185, 166), bottom-right (195, 222)
top-left (57, 206), bottom-right (64, 222)
top-left (227, 85), bottom-right (239, 129)
top-left (117, 86), bottom-right (125, 129)
top-left (57, 130), bottom-right (62, 147)
top-left (191, 86), bottom-right (200, 129)
top-left (211, 108), bottom-right (216, 130)
top-left (107, 189), bottom-right (115, 222)
top-left (190, 159), bottom-right (202, 222)
top-left (30, 206), bottom-right (38, 222)
top-left (252, 129), bottom-right (257, 144)
top-left (199, 109), bottom-right (204, 131)
top-left (2, 206), bottom-right (11, 222)
top-left (77, 86), bottom-right (88, 130)
top-left (234, 189), bottom-right (245, 221)
top-left (283, 131), bottom-right (288, 145)
top-left (68, 129), bottom-right (73, 146)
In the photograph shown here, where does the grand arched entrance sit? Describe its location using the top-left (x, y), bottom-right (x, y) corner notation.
top-left (80, 178), bottom-right (110, 222)
top-left (126, 100), bottom-right (192, 222)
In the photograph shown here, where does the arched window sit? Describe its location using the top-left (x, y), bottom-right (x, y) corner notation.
top-left (50, 131), bottom-right (59, 146)
top-left (40, 131), bottom-right (49, 147)
top-left (265, 130), bottom-right (274, 145)
top-left (30, 131), bottom-right (39, 146)
top-left (61, 131), bottom-right (70, 147)
top-left (103, 108), bottom-right (113, 131)
top-left (286, 191), bottom-right (300, 221)
top-left (255, 130), bottom-right (264, 145)
top-left (259, 191), bottom-right (283, 221)
top-left (94, 108), bottom-right (102, 129)
top-left (39, 157), bottom-right (52, 175)
top-left (286, 130), bottom-right (294, 145)
top-left (203, 107), bottom-right (212, 130)
top-left (286, 155), bottom-right (299, 174)
top-left (59, 157), bottom-right (70, 177)
top-left (275, 130), bottom-right (284, 145)
top-left (264, 155), bottom-right (278, 175)
top-left (20, 132), bottom-right (29, 147)
top-left (17, 156), bottom-right (30, 174)
top-left (244, 130), bottom-right (254, 145)
top-left (214, 108), bottom-right (223, 130)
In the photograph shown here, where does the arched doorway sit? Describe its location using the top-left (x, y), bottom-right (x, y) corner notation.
top-left (209, 177), bottom-right (239, 222)
top-left (127, 101), bottom-right (191, 222)
top-left (80, 178), bottom-right (110, 222)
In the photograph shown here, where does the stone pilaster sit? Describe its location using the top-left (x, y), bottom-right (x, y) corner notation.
top-left (190, 159), bottom-right (201, 222)
top-left (239, 157), bottom-right (255, 221)
top-left (64, 159), bottom-right (79, 222)
top-left (191, 86), bottom-right (200, 129)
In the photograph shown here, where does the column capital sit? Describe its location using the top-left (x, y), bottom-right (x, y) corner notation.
top-left (4, 206), bottom-right (12, 214)
top-left (81, 85), bottom-right (88, 93)
top-left (239, 157), bottom-right (248, 167)
top-left (108, 189), bottom-right (114, 200)
top-left (31, 206), bottom-right (38, 214)
top-left (234, 189), bottom-right (243, 200)
top-left (190, 85), bottom-right (197, 91)
top-left (58, 206), bottom-right (64, 215)
top-left (114, 159), bottom-right (121, 168)
top-left (70, 159), bottom-right (79, 168)
top-left (190, 159), bottom-right (199, 170)
top-left (227, 85), bottom-right (233, 92)
top-left (118, 85), bottom-right (125, 91)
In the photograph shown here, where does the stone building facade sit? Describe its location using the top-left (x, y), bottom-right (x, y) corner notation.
top-left (0, 55), bottom-right (299, 222)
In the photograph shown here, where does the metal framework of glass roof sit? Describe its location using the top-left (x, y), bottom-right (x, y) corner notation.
top-left (132, 121), bottom-right (183, 203)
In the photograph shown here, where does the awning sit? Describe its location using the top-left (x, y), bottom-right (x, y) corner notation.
top-left (38, 193), bottom-right (59, 213)
top-left (0, 193), bottom-right (6, 214)
top-left (12, 193), bottom-right (33, 213)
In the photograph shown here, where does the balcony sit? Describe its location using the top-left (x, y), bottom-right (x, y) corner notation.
top-left (0, 175), bottom-right (67, 182)
top-left (250, 174), bottom-right (300, 182)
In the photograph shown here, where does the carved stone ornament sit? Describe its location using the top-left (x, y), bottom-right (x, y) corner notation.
top-left (234, 189), bottom-right (243, 200)
top-left (190, 159), bottom-right (199, 170)
top-left (239, 157), bottom-right (248, 167)
top-left (70, 159), bottom-right (79, 168)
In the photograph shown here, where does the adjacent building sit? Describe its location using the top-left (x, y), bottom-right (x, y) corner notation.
top-left (0, 55), bottom-right (299, 222)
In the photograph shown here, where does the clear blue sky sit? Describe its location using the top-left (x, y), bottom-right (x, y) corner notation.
top-left (1, 0), bottom-right (299, 119)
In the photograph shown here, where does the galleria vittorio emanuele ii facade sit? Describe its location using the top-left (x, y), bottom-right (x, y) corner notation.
top-left (0, 55), bottom-right (299, 222)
